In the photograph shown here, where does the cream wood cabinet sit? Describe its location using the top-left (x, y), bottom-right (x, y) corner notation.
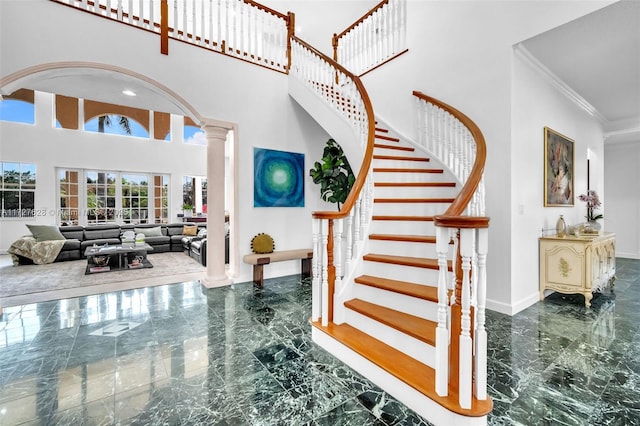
top-left (539, 232), bottom-right (616, 307)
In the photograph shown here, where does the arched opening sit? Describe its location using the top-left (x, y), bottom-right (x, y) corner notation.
top-left (1, 62), bottom-right (238, 281)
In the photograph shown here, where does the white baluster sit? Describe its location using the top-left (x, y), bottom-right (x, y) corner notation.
top-left (334, 218), bottom-right (343, 288)
top-left (127, 0), bottom-right (133, 23)
top-left (321, 219), bottom-right (329, 327)
top-left (117, 0), bottom-right (123, 20)
top-left (345, 209), bottom-right (354, 273)
top-left (435, 225), bottom-right (450, 397)
top-left (459, 228), bottom-right (473, 410)
top-left (474, 227), bottom-right (488, 400)
top-left (149, 0), bottom-right (155, 30)
top-left (311, 218), bottom-right (321, 322)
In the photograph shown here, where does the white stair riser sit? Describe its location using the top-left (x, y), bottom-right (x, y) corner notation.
top-left (372, 202), bottom-right (450, 217)
top-left (373, 171), bottom-right (454, 183)
top-left (374, 186), bottom-right (458, 199)
top-left (352, 283), bottom-right (439, 322)
top-left (362, 261), bottom-right (440, 285)
top-left (373, 158), bottom-right (432, 168)
top-left (370, 220), bottom-right (436, 235)
top-left (367, 239), bottom-right (441, 259)
top-left (344, 308), bottom-right (435, 368)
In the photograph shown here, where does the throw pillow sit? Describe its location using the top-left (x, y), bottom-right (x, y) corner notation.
top-left (251, 233), bottom-right (275, 254)
top-left (134, 226), bottom-right (163, 237)
top-left (26, 224), bottom-right (66, 242)
top-left (197, 229), bottom-right (207, 238)
top-left (183, 225), bottom-right (198, 236)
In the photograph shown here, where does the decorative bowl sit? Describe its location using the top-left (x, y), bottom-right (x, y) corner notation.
top-left (93, 255), bottom-right (110, 266)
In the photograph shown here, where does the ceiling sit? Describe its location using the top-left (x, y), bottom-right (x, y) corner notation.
top-left (4, 1), bottom-right (638, 142)
top-left (520, 0), bottom-right (640, 143)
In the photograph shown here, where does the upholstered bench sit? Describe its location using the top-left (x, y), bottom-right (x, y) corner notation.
top-left (243, 249), bottom-right (313, 288)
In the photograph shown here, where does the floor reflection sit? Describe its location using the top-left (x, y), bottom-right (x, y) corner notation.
top-left (0, 258), bottom-right (639, 425)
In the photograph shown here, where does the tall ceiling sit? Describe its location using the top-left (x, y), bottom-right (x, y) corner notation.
top-left (520, 0), bottom-right (640, 143)
top-left (4, 1), bottom-right (638, 143)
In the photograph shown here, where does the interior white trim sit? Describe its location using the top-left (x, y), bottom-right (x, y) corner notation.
top-left (514, 44), bottom-right (608, 125)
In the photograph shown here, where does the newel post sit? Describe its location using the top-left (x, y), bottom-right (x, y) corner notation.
top-left (160, 0), bottom-right (168, 55)
top-left (286, 12), bottom-right (295, 72)
top-left (201, 121), bottom-right (232, 288)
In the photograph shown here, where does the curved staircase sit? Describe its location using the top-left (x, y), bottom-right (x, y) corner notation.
top-left (47, 1), bottom-right (492, 423)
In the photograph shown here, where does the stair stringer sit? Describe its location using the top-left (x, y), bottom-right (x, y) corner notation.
top-left (288, 76), bottom-right (365, 172)
top-left (312, 327), bottom-right (488, 426)
top-left (288, 74), bottom-right (375, 326)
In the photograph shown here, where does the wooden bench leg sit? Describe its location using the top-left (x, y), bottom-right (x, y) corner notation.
top-left (301, 258), bottom-right (311, 280)
top-left (253, 264), bottom-right (264, 288)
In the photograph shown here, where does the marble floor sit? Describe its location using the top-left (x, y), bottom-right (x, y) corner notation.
top-left (0, 258), bottom-right (638, 425)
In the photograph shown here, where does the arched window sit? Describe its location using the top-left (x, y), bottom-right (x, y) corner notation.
top-left (184, 125), bottom-right (207, 145)
top-left (85, 114), bottom-right (149, 138)
top-left (0, 99), bottom-right (35, 124)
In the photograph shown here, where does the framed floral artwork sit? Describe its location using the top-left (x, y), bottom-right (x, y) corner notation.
top-left (544, 126), bottom-right (574, 206)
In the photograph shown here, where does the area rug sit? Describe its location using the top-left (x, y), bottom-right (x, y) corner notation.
top-left (0, 252), bottom-right (206, 307)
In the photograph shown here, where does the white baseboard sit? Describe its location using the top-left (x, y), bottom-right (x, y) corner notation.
top-left (617, 252), bottom-right (640, 260)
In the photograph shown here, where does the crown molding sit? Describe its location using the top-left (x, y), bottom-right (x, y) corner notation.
top-left (514, 44), bottom-right (608, 124)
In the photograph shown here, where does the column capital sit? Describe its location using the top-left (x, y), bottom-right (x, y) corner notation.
top-left (202, 125), bottom-right (230, 142)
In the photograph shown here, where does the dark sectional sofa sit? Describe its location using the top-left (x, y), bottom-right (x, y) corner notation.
top-left (16, 222), bottom-right (228, 266)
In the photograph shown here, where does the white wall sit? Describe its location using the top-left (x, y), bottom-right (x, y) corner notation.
top-left (511, 49), bottom-right (606, 313)
top-left (312, 0), bottom-right (611, 314)
top-left (605, 141), bottom-right (640, 259)
top-left (1, 0), bottom-right (333, 284)
top-left (2, 0), bottom-right (623, 308)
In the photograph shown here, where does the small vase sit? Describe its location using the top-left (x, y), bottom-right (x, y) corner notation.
top-left (556, 215), bottom-right (567, 238)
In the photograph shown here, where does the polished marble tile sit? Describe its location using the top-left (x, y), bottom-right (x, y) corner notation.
top-left (0, 259), bottom-right (638, 425)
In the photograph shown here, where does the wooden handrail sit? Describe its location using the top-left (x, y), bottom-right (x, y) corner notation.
top-left (51, 0), bottom-right (290, 72)
top-left (243, 0), bottom-right (288, 20)
top-left (413, 91), bottom-right (487, 222)
top-left (335, 0), bottom-right (389, 40)
top-left (332, 0), bottom-right (389, 64)
top-left (291, 35), bottom-right (376, 221)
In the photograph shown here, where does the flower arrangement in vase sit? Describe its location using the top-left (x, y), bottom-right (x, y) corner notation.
top-left (578, 190), bottom-right (603, 232)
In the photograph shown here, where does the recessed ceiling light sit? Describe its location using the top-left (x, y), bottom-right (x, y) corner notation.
top-left (122, 89), bottom-right (136, 97)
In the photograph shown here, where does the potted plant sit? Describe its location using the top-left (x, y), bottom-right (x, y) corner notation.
top-left (309, 138), bottom-right (355, 211)
top-left (182, 203), bottom-right (194, 218)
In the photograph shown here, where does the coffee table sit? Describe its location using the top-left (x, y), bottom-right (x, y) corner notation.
top-left (84, 243), bottom-right (154, 274)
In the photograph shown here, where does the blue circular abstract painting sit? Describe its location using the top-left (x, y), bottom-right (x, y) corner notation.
top-left (254, 148), bottom-right (305, 207)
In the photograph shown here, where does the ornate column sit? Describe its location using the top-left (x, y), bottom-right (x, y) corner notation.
top-left (201, 122), bottom-right (231, 287)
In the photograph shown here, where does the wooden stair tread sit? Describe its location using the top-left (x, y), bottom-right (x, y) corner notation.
top-left (374, 197), bottom-right (455, 203)
top-left (375, 181), bottom-right (455, 187)
top-left (311, 321), bottom-right (493, 417)
top-left (355, 274), bottom-right (438, 302)
top-left (372, 215), bottom-right (434, 221)
top-left (363, 253), bottom-right (452, 271)
top-left (373, 154), bottom-right (430, 162)
top-left (373, 167), bottom-right (444, 173)
top-left (369, 233), bottom-right (436, 244)
top-left (345, 298), bottom-right (436, 345)
top-left (374, 143), bottom-right (414, 151)
top-left (375, 134), bottom-right (400, 142)
top-left (375, 127), bottom-right (389, 133)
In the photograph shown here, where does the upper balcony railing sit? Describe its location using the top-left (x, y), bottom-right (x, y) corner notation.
top-left (332, 0), bottom-right (407, 77)
top-left (51, 0), bottom-right (292, 73)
